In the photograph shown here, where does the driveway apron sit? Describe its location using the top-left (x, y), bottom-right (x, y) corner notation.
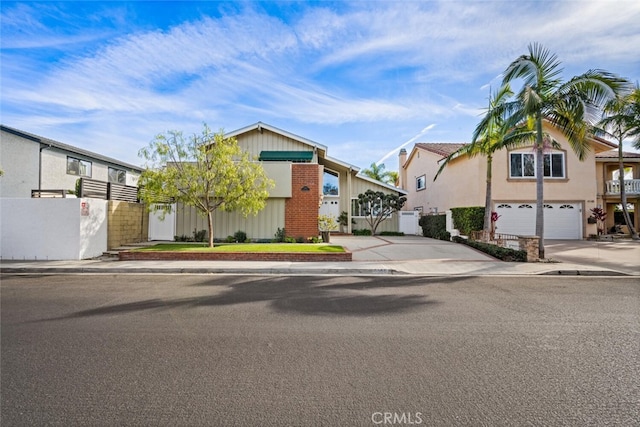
top-left (330, 235), bottom-right (495, 262)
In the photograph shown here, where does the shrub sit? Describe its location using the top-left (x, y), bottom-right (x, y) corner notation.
top-left (234, 230), bottom-right (247, 243)
top-left (295, 236), bottom-right (305, 243)
top-left (307, 236), bottom-right (320, 243)
top-left (353, 229), bottom-right (372, 236)
top-left (273, 228), bottom-right (286, 243)
top-left (418, 214), bottom-right (450, 240)
top-left (452, 236), bottom-right (527, 262)
top-left (225, 235), bottom-right (235, 243)
top-left (174, 234), bottom-right (191, 242)
top-left (450, 207), bottom-right (485, 236)
top-left (193, 229), bottom-right (207, 242)
top-left (284, 236), bottom-right (297, 243)
top-left (379, 231), bottom-right (405, 236)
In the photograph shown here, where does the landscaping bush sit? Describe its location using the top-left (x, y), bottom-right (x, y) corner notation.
top-left (193, 229), bottom-right (207, 242)
top-left (234, 230), bottom-right (247, 243)
top-left (352, 229), bottom-right (372, 236)
top-left (225, 235), bottom-right (235, 243)
top-left (450, 207), bottom-right (485, 236)
top-left (273, 228), bottom-right (286, 243)
top-left (379, 231), bottom-right (405, 236)
top-left (452, 236), bottom-right (527, 262)
top-left (418, 214), bottom-right (450, 240)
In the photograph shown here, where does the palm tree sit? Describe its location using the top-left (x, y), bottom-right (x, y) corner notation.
top-left (499, 43), bottom-right (628, 258)
top-left (596, 83), bottom-right (640, 240)
top-left (361, 162), bottom-right (397, 185)
top-left (436, 84), bottom-right (536, 240)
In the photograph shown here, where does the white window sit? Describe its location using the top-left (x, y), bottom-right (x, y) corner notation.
top-left (108, 167), bottom-right (126, 184)
top-left (323, 169), bottom-right (339, 196)
top-left (416, 175), bottom-right (426, 191)
top-left (510, 152), bottom-right (565, 178)
top-left (67, 157), bottom-right (92, 177)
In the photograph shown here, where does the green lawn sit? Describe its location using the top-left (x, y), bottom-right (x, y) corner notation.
top-left (134, 243), bottom-right (345, 253)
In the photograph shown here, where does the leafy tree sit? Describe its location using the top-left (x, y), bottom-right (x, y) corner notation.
top-left (435, 85), bottom-right (539, 240)
top-left (356, 189), bottom-right (406, 234)
top-left (499, 43), bottom-right (628, 258)
top-left (361, 162), bottom-right (397, 185)
top-left (138, 124), bottom-right (274, 247)
top-left (595, 83), bottom-right (640, 240)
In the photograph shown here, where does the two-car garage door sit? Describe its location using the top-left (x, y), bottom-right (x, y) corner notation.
top-left (495, 203), bottom-right (582, 239)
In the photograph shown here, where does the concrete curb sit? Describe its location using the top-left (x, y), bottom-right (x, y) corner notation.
top-left (1, 265), bottom-right (632, 276)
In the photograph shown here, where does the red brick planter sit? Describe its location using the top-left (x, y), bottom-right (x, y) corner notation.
top-left (119, 250), bottom-right (352, 262)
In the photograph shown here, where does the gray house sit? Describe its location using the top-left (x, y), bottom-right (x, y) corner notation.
top-left (0, 125), bottom-right (143, 198)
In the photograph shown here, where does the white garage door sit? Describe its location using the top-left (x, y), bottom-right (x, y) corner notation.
top-left (495, 203), bottom-right (582, 239)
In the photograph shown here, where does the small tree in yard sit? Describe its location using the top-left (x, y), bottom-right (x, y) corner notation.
top-left (138, 124), bottom-right (274, 247)
top-left (356, 190), bottom-right (406, 235)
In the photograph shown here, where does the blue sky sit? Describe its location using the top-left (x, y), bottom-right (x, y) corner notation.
top-left (2, 1), bottom-right (639, 170)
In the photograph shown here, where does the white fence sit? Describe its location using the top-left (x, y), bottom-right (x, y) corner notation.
top-left (1, 198), bottom-right (108, 260)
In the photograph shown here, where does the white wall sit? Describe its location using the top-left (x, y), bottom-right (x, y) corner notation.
top-left (1, 198), bottom-right (107, 260)
top-left (0, 129), bottom-right (40, 197)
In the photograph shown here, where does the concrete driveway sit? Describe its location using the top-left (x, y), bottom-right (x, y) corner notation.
top-left (332, 235), bottom-right (640, 275)
top-left (330, 235), bottom-right (494, 262)
top-left (545, 239), bottom-right (640, 275)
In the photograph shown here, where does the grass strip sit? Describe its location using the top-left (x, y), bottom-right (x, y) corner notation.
top-left (134, 243), bottom-right (345, 253)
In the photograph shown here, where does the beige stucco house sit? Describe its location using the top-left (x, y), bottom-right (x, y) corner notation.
top-left (595, 149), bottom-right (640, 233)
top-left (399, 122), bottom-right (637, 239)
top-left (174, 122), bottom-right (407, 240)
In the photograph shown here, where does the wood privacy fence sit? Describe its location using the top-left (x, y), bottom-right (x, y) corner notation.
top-left (79, 178), bottom-right (139, 202)
top-left (31, 178), bottom-right (139, 202)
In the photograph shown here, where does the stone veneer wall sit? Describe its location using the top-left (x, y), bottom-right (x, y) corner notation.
top-left (285, 163), bottom-right (321, 239)
top-left (518, 236), bottom-right (540, 262)
top-left (107, 201), bottom-right (148, 249)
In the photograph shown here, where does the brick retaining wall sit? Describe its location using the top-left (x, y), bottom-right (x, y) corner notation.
top-left (119, 250), bottom-right (352, 262)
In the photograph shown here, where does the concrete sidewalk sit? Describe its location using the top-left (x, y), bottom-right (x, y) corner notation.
top-left (1, 236), bottom-right (637, 276)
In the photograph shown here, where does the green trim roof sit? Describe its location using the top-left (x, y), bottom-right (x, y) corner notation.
top-left (259, 150), bottom-right (313, 162)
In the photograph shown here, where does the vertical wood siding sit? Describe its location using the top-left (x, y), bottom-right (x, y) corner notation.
top-left (175, 199), bottom-right (285, 240)
top-left (237, 129), bottom-right (312, 159)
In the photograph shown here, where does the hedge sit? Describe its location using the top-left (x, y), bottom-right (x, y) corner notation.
top-left (450, 206), bottom-right (485, 236)
top-left (418, 214), bottom-right (450, 241)
top-left (452, 236), bottom-right (527, 262)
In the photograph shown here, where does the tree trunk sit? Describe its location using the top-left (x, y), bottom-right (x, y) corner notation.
top-left (535, 117), bottom-right (545, 259)
top-left (207, 211), bottom-right (214, 247)
top-left (618, 140), bottom-right (639, 240)
top-left (483, 155), bottom-right (493, 242)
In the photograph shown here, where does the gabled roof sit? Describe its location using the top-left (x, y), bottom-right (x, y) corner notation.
top-left (226, 122), bottom-right (329, 155)
top-left (228, 122), bottom-right (406, 194)
top-left (1, 124), bottom-right (143, 172)
top-left (226, 120), bottom-right (363, 171)
top-left (404, 142), bottom-right (467, 168)
top-left (415, 142), bottom-right (467, 157)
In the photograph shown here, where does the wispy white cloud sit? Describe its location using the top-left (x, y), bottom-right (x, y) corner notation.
top-left (2, 0), bottom-right (639, 167)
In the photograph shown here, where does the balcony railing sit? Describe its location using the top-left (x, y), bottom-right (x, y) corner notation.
top-left (605, 179), bottom-right (640, 195)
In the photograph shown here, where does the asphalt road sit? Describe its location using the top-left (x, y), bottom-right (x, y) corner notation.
top-left (1, 274), bottom-right (639, 426)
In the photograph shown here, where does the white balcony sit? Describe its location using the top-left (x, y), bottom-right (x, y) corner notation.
top-left (606, 179), bottom-right (640, 195)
